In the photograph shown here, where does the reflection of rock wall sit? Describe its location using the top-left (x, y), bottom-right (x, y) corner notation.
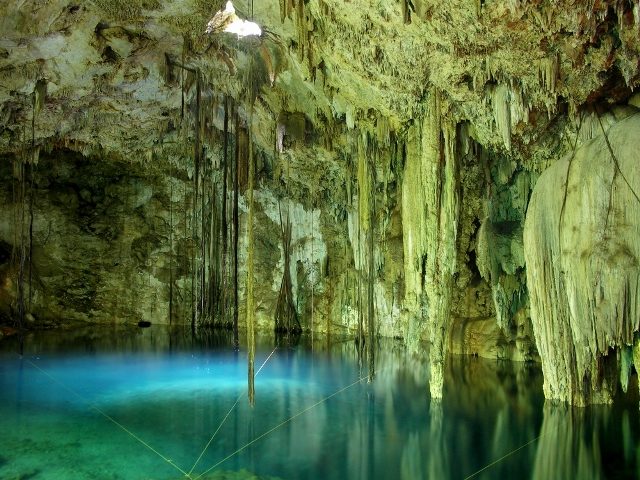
top-left (533, 405), bottom-right (603, 480)
top-left (395, 357), bottom-right (544, 479)
top-left (524, 111), bottom-right (640, 405)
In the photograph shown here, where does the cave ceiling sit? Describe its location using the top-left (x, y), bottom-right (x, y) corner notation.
top-left (0, 0), bottom-right (638, 164)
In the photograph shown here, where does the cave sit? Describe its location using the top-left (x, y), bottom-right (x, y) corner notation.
top-left (1, 0), bottom-right (640, 478)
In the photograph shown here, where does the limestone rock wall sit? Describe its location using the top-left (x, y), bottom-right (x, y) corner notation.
top-left (0, 150), bottom-right (192, 325)
top-left (524, 110), bottom-right (640, 405)
top-left (475, 153), bottom-right (537, 361)
top-left (401, 92), bottom-right (460, 399)
top-left (1, 0), bottom-right (640, 404)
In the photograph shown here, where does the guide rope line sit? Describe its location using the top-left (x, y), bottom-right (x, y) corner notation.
top-left (558, 111), bottom-right (584, 242)
top-left (463, 432), bottom-right (544, 480)
top-left (26, 360), bottom-right (192, 479)
top-left (194, 375), bottom-right (369, 480)
top-left (596, 111), bottom-right (640, 205)
top-left (188, 346), bottom-right (278, 476)
top-left (258, 346), bottom-right (278, 375)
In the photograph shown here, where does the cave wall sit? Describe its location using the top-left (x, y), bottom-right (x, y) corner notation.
top-left (1, 0), bottom-right (640, 404)
top-left (0, 150), bottom-right (194, 325)
top-left (524, 108), bottom-right (640, 405)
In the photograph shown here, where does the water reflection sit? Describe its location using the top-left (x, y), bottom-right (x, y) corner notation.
top-left (534, 399), bottom-right (640, 480)
top-left (533, 405), bottom-right (603, 480)
top-left (1, 323), bottom-right (236, 354)
top-left (388, 356), bottom-right (544, 479)
top-left (0, 327), bottom-right (638, 479)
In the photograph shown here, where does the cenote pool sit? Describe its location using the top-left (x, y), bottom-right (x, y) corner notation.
top-left (0, 326), bottom-right (638, 480)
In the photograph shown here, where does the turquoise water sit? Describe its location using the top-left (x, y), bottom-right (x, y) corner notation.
top-left (0, 327), bottom-right (638, 479)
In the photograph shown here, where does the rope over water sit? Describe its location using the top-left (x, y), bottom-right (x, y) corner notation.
top-left (26, 360), bottom-right (193, 478)
top-left (188, 346), bottom-right (278, 475)
top-left (463, 433), bottom-right (544, 479)
top-left (26, 350), bottom-right (369, 480)
top-left (194, 375), bottom-right (369, 480)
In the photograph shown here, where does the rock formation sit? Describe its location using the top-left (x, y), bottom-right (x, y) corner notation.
top-left (525, 110), bottom-right (640, 405)
top-left (0, 0), bottom-right (639, 404)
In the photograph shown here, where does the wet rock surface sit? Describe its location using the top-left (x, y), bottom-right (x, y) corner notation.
top-left (1, 0), bottom-right (639, 403)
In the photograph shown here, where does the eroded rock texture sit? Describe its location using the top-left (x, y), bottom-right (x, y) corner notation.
top-left (525, 111), bottom-right (640, 405)
top-left (1, 0), bottom-right (640, 403)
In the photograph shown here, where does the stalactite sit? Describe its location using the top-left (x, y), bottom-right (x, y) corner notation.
top-left (491, 84), bottom-right (512, 151)
top-left (169, 160), bottom-right (174, 325)
top-left (233, 103), bottom-right (240, 348)
top-left (220, 96), bottom-right (230, 328)
top-left (620, 345), bottom-right (633, 393)
top-left (428, 116), bottom-right (459, 400)
top-left (597, 110), bottom-right (640, 206)
top-left (28, 80), bottom-right (45, 310)
top-left (13, 150), bottom-right (27, 328)
top-left (524, 112), bottom-right (640, 405)
top-left (246, 105), bottom-right (256, 406)
top-left (367, 146), bottom-right (376, 381)
top-left (357, 134), bottom-right (371, 242)
top-left (296, 0), bottom-right (306, 62)
top-left (206, 120), bottom-right (216, 326)
top-left (310, 188), bottom-right (315, 345)
top-left (558, 112), bottom-right (585, 242)
top-left (180, 45), bottom-right (185, 120)
top-left (10, 81), bottom-right (45, 327)
top-left (634, 336), bottom-right (640, 398)
top-left (402, 91), bottom-right (459, 400)
top-left (183, 146), bottom-right (189, 327)
top-left (538, 54), bottom-right (559, 93)
top-left (488, 83), bottom-right (528, 151)
top-left (356, 132), bottom-right (371, 348)
top-left (402, 121), bottom-right (427, 323)
top-left (200, 143), bottom-right (207, 324)
top-left (274, 130), bottom-right (300, 336)
top-left (274, 205), bottom-right (300, 334)
top-left (278, 0), bottom-right (311, 65)
top-left (191, 70), bottom-right (202, 330)
top-left (402, 0), bottom-right (411, 24)
top-left (166, 53), bottom-right (204, 329)
top-left (204, 132), bottom-right (215, 324)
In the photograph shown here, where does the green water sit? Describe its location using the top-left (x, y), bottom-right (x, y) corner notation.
top-left (0, 326), bottom-right (638, 479)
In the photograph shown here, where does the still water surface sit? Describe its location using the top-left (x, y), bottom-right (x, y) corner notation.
top-left (0, 326), bottom-right (638, 479)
